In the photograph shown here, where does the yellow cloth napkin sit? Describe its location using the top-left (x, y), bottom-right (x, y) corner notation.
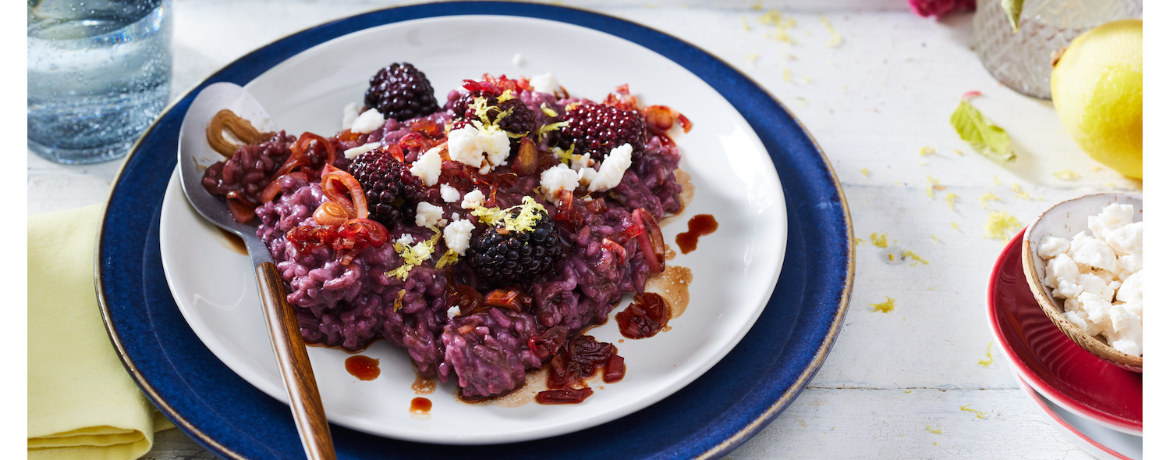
top-left (28, 204), bottom-right (175, 460)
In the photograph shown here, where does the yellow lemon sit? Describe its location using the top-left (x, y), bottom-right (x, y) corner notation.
top-left (1051, 19), bottom-right (1142, 179)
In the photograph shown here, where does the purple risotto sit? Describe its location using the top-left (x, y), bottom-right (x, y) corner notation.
top-left (203, 65), bottom-right (691, 402)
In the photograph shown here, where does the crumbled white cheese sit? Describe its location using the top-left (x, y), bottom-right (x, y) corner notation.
top-left (577, 167), bottom-right (598, 187)
top-left (410, 146), bottom-right (443, 186)
top-left (1069, 233), bottom-right (1117, 273)
top-left (587, 144), bottom-right (633, 192)
top-left (530, 73), bottom-right (559, 95)
top-left (540, 163), bottom-right (579, 202)
top-left (1106, 222), bottom-right (1142, 257)
top-left (570, 153), bottom-right (594, 172)
top-left (512, 53), bottom-right (525, 67)
top-left (447, 305), bottom-right (461, 319)
top-left (415, 202), bottom-right (444, 227)
top-left (481, 130), bottom-right (511, 172)
top-left (461, 189), bottom-right (486, 209)
top-left (351, 108), bottom-right (386, 134)
top-left (441, 184), bottom-right (460, 203)
top-left (1043, 253), bottom-right (1079, 290)
top-left (395, 233), bottom-right (415, 247)
top-left (1039, 203), bottom-right (1143, 355)
top-left (1117, 270), bottom-right (1143, 304)
top-left (343, 142), bottom-right (382, 160)
top-left (447, 125), bottom-right (511, 173)
top-left (1037, 236), bottom-right (1070, 259)
top-left (448, 126), bottom-right (486, 169)
top-left (1088, 203), bottom-right (1133, 238)
top-left (443, 219), bottom-right (475, 255)
top-left (341, 102), bottom-right (361, 130)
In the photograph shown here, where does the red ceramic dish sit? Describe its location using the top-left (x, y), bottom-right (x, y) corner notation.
top-left (986, 230), bottom-right (1142, 435)
top-left (1014, 372), bottom-right (1141, 460)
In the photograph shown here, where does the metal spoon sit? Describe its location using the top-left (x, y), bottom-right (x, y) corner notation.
top-left (178, 82), bottom-right (336, 460)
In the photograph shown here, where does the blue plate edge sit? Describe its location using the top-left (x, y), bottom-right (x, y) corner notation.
top-left (93, 2), bottom-right (857, 459)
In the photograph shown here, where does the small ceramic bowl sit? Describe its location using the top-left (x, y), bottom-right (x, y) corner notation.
top-left (1021, 193), bottom-right (1143, 373)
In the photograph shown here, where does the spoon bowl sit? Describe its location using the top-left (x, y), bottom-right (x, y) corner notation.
top-left (1021, 192), bottom-right (1143, 373)
top-left (178, 82), bottom-right (337, 459)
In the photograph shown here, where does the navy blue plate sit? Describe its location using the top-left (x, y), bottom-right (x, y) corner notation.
top-left (97, 2), bottom-right (854, 458)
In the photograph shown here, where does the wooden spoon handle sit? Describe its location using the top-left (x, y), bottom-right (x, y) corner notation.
top-left (256, 262), bottom-right (337, 460)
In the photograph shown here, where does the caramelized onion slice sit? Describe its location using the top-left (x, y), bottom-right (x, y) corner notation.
top-left (632, 208), bottom-right (665, 273)
top-left (313, 201), bottom-right (352, 227)
top-left (206, 110), bottom-right (273, 157)
top-left (321, 169), bottom-right (367, 219)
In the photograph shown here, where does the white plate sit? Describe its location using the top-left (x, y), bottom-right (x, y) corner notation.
top-left (1013, 371), bottom-right (1143, 459)
top-left (159, 15), bottom-right (786, 444)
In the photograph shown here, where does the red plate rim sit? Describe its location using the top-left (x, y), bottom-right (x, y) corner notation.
top-left (985, 229), bottom-right (1142, 435)
top-left (1013, 371), bottom-right (1136, 460)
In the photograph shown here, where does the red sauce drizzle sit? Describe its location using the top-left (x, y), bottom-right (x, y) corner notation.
top-left (536, 335), bottom-right (624, 405)
top-left (675, 214), bottom-right (718, 254)
top-left (615, 293), bottom-right (671, 339)
top-left (344, 355), bottom-right (380, 381)
top-left (409, 397), bottom-right (432, 414)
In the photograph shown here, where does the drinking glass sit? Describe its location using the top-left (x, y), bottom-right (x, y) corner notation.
top-left (28, 0), bottom-right (173, 164)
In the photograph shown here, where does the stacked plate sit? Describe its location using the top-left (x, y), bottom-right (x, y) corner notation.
top-left (986, 230), bottom-right (1142, 459)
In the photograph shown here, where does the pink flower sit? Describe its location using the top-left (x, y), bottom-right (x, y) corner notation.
top-left (908, 0), bottom-right (976, 18)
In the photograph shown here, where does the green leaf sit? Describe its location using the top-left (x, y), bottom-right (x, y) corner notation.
top-left (1001, 0), bottom-right (1025, 33)
top-left (950, 100), bottom-right (1016, 164)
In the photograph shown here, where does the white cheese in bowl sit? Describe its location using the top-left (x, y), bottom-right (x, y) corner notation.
top-left (1039, 203), bottom-right (1143, 355)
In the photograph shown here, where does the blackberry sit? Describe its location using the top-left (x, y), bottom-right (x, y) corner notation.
top-left (364, 63), bottom-right (440, 122)
top-left (347, 149), bottom-right (426, 226)
top-left (451, 92), bottom-right (537, 137)
top-left (449, 90), bottom-right (495, 121)
top-left (468, 215), bottom-right (564, 287)
top-left (558, 102), bottom-right (647, 158)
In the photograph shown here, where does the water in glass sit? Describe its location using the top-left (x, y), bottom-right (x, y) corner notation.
top-left (28, 0), bottom-right (173, 164)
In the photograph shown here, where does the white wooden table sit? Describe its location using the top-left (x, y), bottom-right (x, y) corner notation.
top-left (28, 1), bottom-right (1142, 458)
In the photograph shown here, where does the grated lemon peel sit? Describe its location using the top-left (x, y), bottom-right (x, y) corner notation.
top-left (945, 192), bottom-right (957, 210)
top-left (387, 228), bottom-right (442, 280)
top-left (436, 249), bottom-right (460, 269)
top-left (978, 192), bottom-right (1000, 209)
top-left (471, 196), bottom-right (548, 233)
top-left (978, 342), bottom-right (993, 367)
top-left (982, 211), bottom-right (1021, 242)
top-left (861, 168), bottom-right (870, 177)
top-left (759, 10), bottom-right (797, 44)
top-left (870, 232), bottom-right (889, 248)
top-left (538, 121), bottom-right (569, 140)
top-left (1011, 183), bottom-right (1038, 200)
top-left (926, 176), bottom-right (946, 199)
top-left (820, 16), bottom-right (842, 47)
top-left (540, 103), bottom-right (559, 118)
top-left (870, 297), bottom-right (895, 313)
top-left (553, 144), bottom-right (574, 165)
top-left (1053, 169), bottom-right (1081, 181)
top-left (960, 404), bottom-right (989, 419)
top-left (919, 146), bottom-right (936, 156)
top-left (926, 425), bottom-right (942, 435)
top-left (901, 250), bottom-right (929, 266)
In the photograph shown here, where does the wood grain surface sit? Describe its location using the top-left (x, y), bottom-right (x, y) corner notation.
top-left (29, 1), bottom-right (1143, 458)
